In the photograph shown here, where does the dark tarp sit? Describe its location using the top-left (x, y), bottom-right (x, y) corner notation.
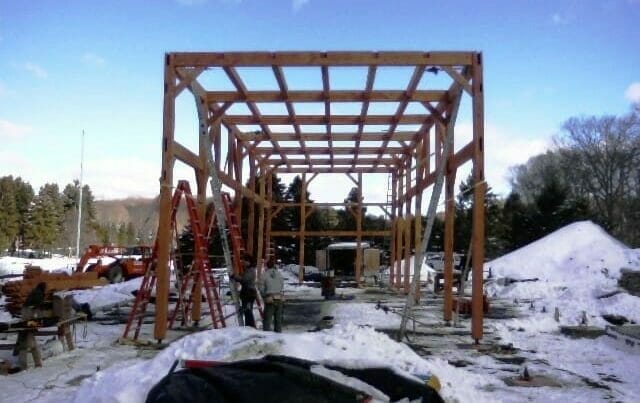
top-left (146, 355), bottom-right (443, 403)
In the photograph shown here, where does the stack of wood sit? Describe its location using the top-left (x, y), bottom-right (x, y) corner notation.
top-left (1, 266), bottom-right (108, 317)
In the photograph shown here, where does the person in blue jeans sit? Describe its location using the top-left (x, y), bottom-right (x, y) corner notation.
top-left (260, 259), bottom-right (284, 332)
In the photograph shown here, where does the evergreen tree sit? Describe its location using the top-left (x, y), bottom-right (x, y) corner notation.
top-left (0, 176), bottom-right (19, 253)
top-left (25, 183), bottom-right (64, 252)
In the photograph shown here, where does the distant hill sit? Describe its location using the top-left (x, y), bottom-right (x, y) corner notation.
top-left (94, 196), bottom-right (187, 238)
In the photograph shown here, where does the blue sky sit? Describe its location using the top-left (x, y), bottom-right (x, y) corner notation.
top-left (1, 0), bottom-right (639, 204)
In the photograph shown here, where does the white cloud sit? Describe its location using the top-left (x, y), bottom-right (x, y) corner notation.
top-left (455, 122), bottom-right (550, 196)
top-left (624, 82), bottom-right (640, 103)
top-left (293, 0), bottom-right (309, 11)
top-left (85, 157), bottom-right (161, 199)
top-left (0, 119), bottom-right (33, 141)
top-left (23, 62), bottom-right (48, 78)
top-left (82, 52), bottom-right (105, 67)
top-left (550, 13), bottom-right (569, 25)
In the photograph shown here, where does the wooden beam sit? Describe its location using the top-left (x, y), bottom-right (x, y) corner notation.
top-left (355, 66), bottom-right (377, 160)
top-left (224, 114), bottom-right (431, 125)
top-left (266, 157), bottom-right (397, 165)
top-left (272, 65), bottom-right (310, 164)
top-left (253, 146), bottom-right (406, 155)
top-left (374, 65), bottom-right (425, 167)
top-left (206, 90), bottom-right (447, 103)
top-left (273, 167), bottom-right (392, 174)
top-left (223, 66), bottom-right (292, 169)
top-left (270, 230), bottom-right (391, 237)
top-left (155, 54), bottom-right (176, 341)
top-left (321, 66), bottom-right (333, 165)
top-left (174, 141), bottom-right (203, 171)
top-left (172, 51), bottom-right (475, 67)
top-left (471, 52), bottom-right (485, 342)
top-left (237, 131), bottom-right (417, 142)
top-left (442, 66), bottom-right (472, 96)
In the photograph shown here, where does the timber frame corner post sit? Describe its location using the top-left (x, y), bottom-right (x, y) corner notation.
top-left (155, 51), bottom-right (485, 342)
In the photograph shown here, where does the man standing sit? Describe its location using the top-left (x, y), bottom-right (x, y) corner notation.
top-left (260, 258), bottom-right (284, 332)
top-left (234, 253), bottom-right (257, 327)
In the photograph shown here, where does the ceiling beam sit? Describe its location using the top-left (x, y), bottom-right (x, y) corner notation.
top-left (225, 114), bottom-right (431, 125)
top-left (205, 90), bottom-right (447, 103)
top-left (172, 51), bottom-right (475, 67)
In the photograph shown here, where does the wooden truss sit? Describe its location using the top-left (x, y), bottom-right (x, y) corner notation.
top-left (155, 51), bottom-right (485, 342)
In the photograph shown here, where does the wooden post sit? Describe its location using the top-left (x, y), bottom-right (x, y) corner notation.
top-left (256, 174), bottom-right (266, 276)
top-left (443, 149), bottom-right (456, 323)
top-left (403, 214), bottom-right (412, 293)
top-left (355, 173), bottom-right (363, 284)
top-left (389, 171), bottom-right (397, 287)
top-left (155, 54), bottom-right (176, 341)
top-left (266, 174), bottom-right (273, 262)
top-left (299, 173), bottom-right (306, 283)
top-left (471, 52), bottom-right (485, 342)
top-left (192, 95), bottom-right (210, 324)
top-left (414, 141), bottom-right (425, 300)
top-left (395, 217), bottom-right (403, 290)
top-left (247, 155), bottom-right (256, 257)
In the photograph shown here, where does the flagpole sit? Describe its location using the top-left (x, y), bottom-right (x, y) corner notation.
top-left (76, 130), bottom-right (85, 259)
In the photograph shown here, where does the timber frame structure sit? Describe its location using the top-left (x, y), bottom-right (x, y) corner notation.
top-left (156, 51), bottom-right (485, 342)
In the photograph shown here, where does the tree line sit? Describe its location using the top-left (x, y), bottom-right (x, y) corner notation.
top-left (0, 177), bottom-right (145, 256)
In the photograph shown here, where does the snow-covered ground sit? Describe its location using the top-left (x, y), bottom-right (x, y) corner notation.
top-left (2, 220), bottom-right (640, 402)
top-left (0, 256), bottom-right (76, 277)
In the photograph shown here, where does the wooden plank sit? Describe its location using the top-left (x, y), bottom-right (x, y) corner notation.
top-left (171, 51), bottom-right (475, 67)
top-left (224, 114), bottom-right (432, 125)
top-left (299, 173), bottom-right (306, 283)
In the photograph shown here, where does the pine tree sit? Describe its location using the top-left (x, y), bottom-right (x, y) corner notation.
top-left (25, 183), bottom-right (64, 252)
top-left (0, 176), bottom-right (19, 253)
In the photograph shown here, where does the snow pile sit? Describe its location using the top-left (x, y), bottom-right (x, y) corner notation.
top-left (61, 277), bottom-right (143, 311)
top-left (380, 255), bottom-right (437, 284)
top-left (487, 221), bottom-right (640, 326)
top-left (72, 324), bottom-right (495, 403)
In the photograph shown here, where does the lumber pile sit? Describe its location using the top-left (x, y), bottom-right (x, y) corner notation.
top-left (1, 266), bottom-right (107, 316)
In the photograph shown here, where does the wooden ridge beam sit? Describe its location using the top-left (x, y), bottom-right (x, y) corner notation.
top-left (172, 51), bottom-right (475, 67)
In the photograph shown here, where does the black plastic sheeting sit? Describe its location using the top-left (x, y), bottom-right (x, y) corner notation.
top-left (146, 355), bottom-right (443, 403)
